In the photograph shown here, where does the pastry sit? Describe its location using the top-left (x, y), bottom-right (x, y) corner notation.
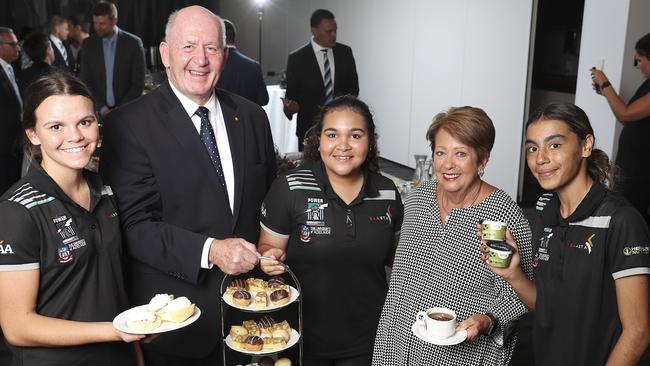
top-left (223, 286), bottom-right (237, 303)
top-left (258, 315), bottom-right (276, 333)
top-left (126, 307), bottom-right (162, 332)
top-left (229, 278), bottom-right (248, 291)
top-left (231, 334), bottom-right (247, 350)
top-left (258, 356), bottom-right (275, 366)
top-left (255, 291), bottom-right (268, 309)
top-left (229, 325), bottom-right (248, 338)
top-left (275, 320), bottom-right (290, 331)
top-left (271, 328), bottom-right (290, 342)
top-left (247, 278), bottom-right (267, 293)
top-left (262, 336), bottom-right (286, 350)
top-left (269, 289), bottom-right (290, 305)
top-left (146, 293), bottom-right (173, 312)
top-left (266, 276), bottom-right (285, 289)
top-left (275, 358), bottom-right (292, 366)
top-left (243, 335), bottom-right (263, 351)
top-left (243, 320), bottom-right (261, 336)
top-left (233, 290), bottom-right (252, 307)
top-left (156, 296), bottom-right (196, 323)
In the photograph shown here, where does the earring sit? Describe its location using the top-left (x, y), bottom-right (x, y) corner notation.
top-left (478, 168), bottom-right (484, 177)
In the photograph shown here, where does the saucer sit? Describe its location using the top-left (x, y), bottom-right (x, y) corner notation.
top-left (411, 322), bottom-right (467, 346)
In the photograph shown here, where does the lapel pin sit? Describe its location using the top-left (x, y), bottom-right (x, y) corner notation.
top-left (234, 116), bottom-right (239, 122)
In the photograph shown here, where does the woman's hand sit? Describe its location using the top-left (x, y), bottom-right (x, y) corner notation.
top-left (114, 328), bottom-right (146, 343)
top-left (590, 68), bottom-right (609, 94)
top-left (260, 248), bottom-right (286, 275)
top-left (457, 314), bottom-right (492, 342)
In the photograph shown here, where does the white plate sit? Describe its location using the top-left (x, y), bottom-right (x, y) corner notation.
top-left (225, 328), bottom-right (300, 355)
top-left (222, 286), bottom-right (299, 312)
top-left (411, 322), bottom-right (467, 346)
top-left (113, 304), bottom-right (201, 335)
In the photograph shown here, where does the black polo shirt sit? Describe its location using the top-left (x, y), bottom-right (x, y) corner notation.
top-left (260, 162), bottom-right (403, 359)
top-left (0, 164), bottom-right (134, 365)
top-left (531, 183), bottom-right (650, 366)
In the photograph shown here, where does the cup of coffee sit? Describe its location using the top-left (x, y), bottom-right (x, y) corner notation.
top-left (415, 307), bottom-right (457, 339)
top-left (486, 241), bottom-right (514, 268)
top-left (481, 220), bottom-right (506, 241)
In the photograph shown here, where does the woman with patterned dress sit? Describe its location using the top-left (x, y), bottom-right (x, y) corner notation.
top-left (372, 106), bottom-right (533, 365)
top-left (484, 103), bottom-right (650, 365)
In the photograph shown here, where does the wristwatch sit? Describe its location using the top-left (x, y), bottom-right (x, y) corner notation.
top-left (600, 81), bottom-right (611, 90)
top-left (484, 312), bottom-right (499, 335)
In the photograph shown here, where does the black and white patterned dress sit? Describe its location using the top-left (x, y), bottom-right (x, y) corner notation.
top-left (372, 180), bottom-right (533, 365)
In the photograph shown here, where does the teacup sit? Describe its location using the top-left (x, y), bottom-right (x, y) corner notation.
top-left (415, 307), bottom-right (457, 339)
top-left (481, 220), bottom-right (507, 241)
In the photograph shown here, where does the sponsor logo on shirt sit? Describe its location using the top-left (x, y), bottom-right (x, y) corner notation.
top-left (623, 246), bottom-right (650, 256)
top-left (566, 233), bottom-right (595, 255)
top-left (304, 198), bottom-right (327, 222)
top-left (298, 224), bottom-right (312, 243)
top-left (0, 240), bottom-right (14, 255)
top-left (57, 245), bottom-right (73, 263)
top-left (369, 205), bottom-right (393, 225)
top-left (53, 215), bottom-right (76, 241)
top-left (533, 231), bottom-right (553, 267)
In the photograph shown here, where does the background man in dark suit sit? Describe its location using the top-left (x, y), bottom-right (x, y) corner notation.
top-left (79, 2), bottom-right (144, 117)
top-left (100, 6), bottom-right (276, 365)
top-left (283, 9), bottom-right (359, 150)
top-left (48, 16), bottom-right (74, 72)
top-left (0, 27), bottom-right (23, 195)
top-left (217, 19), bottom-right (269, 106)
top-left (19, 32), bottom-right (54, 94)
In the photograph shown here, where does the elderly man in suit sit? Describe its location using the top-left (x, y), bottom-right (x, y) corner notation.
top-left (79, 1), bottom-right (144, 117)
top-left (217, 19), bottom-right (268, 106)
top-left (48, 16), bottom-right (74, 72)
top-left (0, 27), bottom-right (23, 195)
top-left (100, 6), bottom-right (276, 365)
top-left (283, 9), bottom-right (359, 150)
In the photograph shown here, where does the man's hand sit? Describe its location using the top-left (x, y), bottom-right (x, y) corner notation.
top-left (281, 98), bottom-right (299, 119)
top-left (208, 238), bottom-right (259, 275)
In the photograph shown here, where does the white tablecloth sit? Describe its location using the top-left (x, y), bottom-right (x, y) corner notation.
top-left (263, 85), bottom-right (298, 155)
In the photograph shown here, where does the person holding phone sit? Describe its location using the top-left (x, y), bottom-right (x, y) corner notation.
top-left (590, 33), bottom-right (650, 226)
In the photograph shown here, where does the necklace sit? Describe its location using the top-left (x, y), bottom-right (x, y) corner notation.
top-left (438, 180), bottom-right (483, 220)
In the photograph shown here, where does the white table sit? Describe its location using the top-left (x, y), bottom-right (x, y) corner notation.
top-left (263, 85), bottom-right (298, 155)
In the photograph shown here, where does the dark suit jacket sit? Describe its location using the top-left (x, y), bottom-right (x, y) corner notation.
top-left (0, 66), bottom-right (23, 195)
top-left (100, 81), bottom-right (277, 357)
top-left (217, 47), bottom-right (269, 106)
top-left (79, 29), bottom-right (145, 109)
top-left (285, 42), bottom-right (359, 143)
top-left (50, 38), bottom-right (74, 73)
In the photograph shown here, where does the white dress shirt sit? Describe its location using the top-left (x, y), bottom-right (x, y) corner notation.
top-left (168, 81), bottom-right (235, 269)
top-left (311, 38), bottom-right (335, 88)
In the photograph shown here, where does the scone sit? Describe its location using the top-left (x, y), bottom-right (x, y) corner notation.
top-left (147, 293), bottom-right (173, 312)
top-left (126, 307), bottom-right (162, 332)
top-left (156, 296), bottom-right (196, 323)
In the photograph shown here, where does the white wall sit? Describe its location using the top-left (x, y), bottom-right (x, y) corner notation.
top-left (574, 0), bottom-right (650, 161)
top-left (220, 0), bottom-right (534, 198)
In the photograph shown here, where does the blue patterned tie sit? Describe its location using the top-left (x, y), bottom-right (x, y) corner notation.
top-left (195, 106), bottom-right (228, 192)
